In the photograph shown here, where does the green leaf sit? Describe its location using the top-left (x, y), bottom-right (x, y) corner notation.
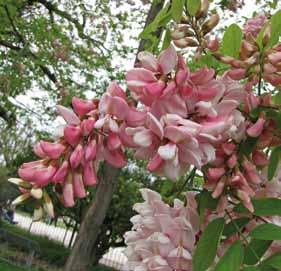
top-left (161, 29), bottom-right (172, 50)
top-left (268, 146), bottom-right (281, 180)
top-left (269, 10), bottom-right (281, 47)
top-left (250, 223), bottom-right (281, 240)
top-left (259, 252), bottom-right (281, 270)
top-left (220, 24), bottom-right (243, 58)
top-left (213, 240), bottom-right (244, 271)
top-left (140, 4), bottom-right (171, 39)
top-left (196, 189), bottom-right (219, 223)
top-left (192, 218), bottom-right (225, 271)
top-left (235, 198), bottom-right (281, 216)
top-left (187, 0), bottom-right (201, 16)
top-left (243, 268), bottom-right (260, 271)
top-left (223, 218), bottom-right (250, 238)
top-left (172, 0), bottom-right (184, 22)
top-left (244, 239), bottom-right (272, 265)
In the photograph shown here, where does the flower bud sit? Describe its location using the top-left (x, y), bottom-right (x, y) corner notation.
top-left (70, 144), bottom-right (84, 169)
top-left (72, 97), bottom-right (94, 116)
top-left (174, 37), bottom-right (198, 48)
top-left (195, 0), bottom-right (209, 19)
top-left (262, 24), bottom-right (271, 46)
top-left (201, 13), bottom-right (219, 35)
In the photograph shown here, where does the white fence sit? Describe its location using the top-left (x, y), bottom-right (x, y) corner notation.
top-left (14, 213), bottom-right (128, 270)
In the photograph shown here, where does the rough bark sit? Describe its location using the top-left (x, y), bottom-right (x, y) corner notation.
top-left (64, 164), bottom-right (120, 271)
top-left (64, 1), bottom-right (165, 271)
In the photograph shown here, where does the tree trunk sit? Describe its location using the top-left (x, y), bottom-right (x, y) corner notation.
top-left (64, 164), bottom-right (120, 271)
top-left (64, 1), bottom-right (165, 270)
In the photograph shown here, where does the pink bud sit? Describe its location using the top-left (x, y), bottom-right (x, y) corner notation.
top-left (33, 165), bottom-right (57, 187)
top-left (83, 161), bottom-right (98, 186)
top-left (107, 132), bottom-right (122, 151)
top-left (246, 170), bottom-right (261, 184)
top-left (52, 161), bottom-right (69, 183)
top-left (227, 68), bottom-right (247, 80)
top-left (212, 178), bottom-right (225, 198)
top-left (70, 144), bottom-right (84, 169)
top-left (64, 125), bottom-right (82, 146)
top-left (40, 141), bottom-right (65, 159)
top-left (207, 37), bottom-right (219, 52)
top-left (72, 97), bottom-right (94, 116)
top-left (84, 140), bottom-right (97, 162)
top-left (147, 154), bottom-right (163, 172)
top-left (252, 150), bottom-right (269, 166)
top-left (221, 142), bottom-right (236, 155)
top-left (81, 118), bottom-right (95, 136)
top-left (268, 51), bottom-right (281, 65)
top-left (242, 159), bottom-right (256, 172)
top-left (18, 161), bottom-right (42, 182)
top-left (247, 118), bottom-right (265, 137)
top-left (106, 81), bottom-right (126, 99)
top-left (227, 154), bottom-right (237, 168)
top-left (206, 167), bottom-right (225, 181)
top-left (73, 172), bottom-right (86, 198)
top-left (33, 143), bottom-right (46, 158)
top-left (63, 175), bottom-right (75, 207)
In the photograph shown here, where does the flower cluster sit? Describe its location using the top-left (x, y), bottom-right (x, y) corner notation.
top-left (124, 189), bottom-right (199, 271)
top-left (125, 46), bottom-right (245, 180)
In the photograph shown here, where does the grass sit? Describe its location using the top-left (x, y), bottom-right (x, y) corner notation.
top-left (1, 221), bottom-right (69, 267)
top-left (0, 221), bottom-right (115, 271)
top-left (0, 259), bottom-right (26, 271)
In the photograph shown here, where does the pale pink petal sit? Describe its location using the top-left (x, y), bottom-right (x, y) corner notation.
top-left (133, 129), bottom-right (153, 147)
top-left (126, 68), bottom-right (157, 91)
top-left (158, 45), bottom-right (177, 74)
top-left (108, 96), bottom-right (129, 120)
top-left (158, 143), bottom-right (177, 160)
top-left (146, 112), bottom-right (164, 139)
top-left (56, 105), bottom-right (80, 125)
top-left (138, 51), bottom-right (159, 71)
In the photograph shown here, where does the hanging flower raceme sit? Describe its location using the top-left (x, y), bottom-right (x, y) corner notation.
top-left (124, 188), bottom-right (199, 271)
top-left (13, 82), bottom-right (137, 210)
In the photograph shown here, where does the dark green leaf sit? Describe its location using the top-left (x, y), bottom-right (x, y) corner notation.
top-left (259, 252), bottom-right (281, 270)
top-left (244, 239), bottom-right (272, 265)
top-left (220, 24), bottom-right (243, 58)
top-left (161, 29), bottom-right (172, 50)
top-left (243, 267), bottom-right (260, 271)
top-left (192, 218), bottom-right (225, 271)
top-left (223, 218), bottom-right (250, 238)
top-left (235, 198), bottom-right (281, 216)
top-left (213, 240), bottom-right (244, 271)
top-left (196, 189), bottom-right (219, 223)
top-left (269, 10), bottom-right (281, 47)
top-left (250, 223), bottom-right (281, 240)
top-left (140, 4), bottom-right (171, 39)
top-left (268, 146), bottom-right (281, 180)
top-left (172, 0), bottom-right (184, 22)
top-left (187, 0), bottom-right (201, 16)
